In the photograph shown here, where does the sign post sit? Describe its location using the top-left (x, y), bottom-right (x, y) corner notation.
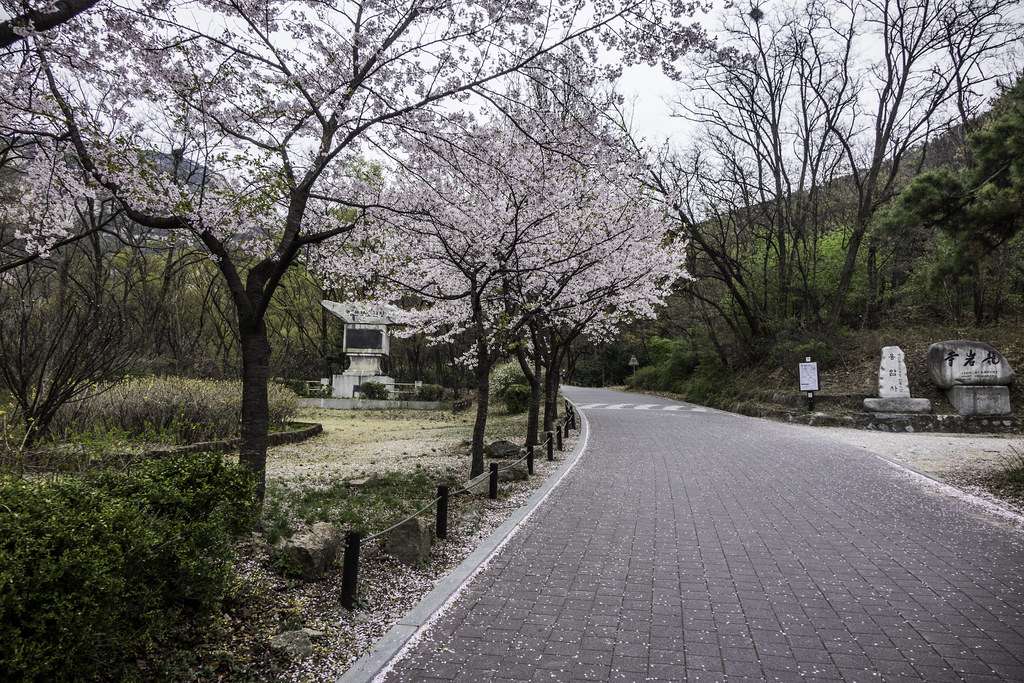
top-left (628, 355), bottom-right (639, 376)
top-left (798, 356), bottom-right (819, 412)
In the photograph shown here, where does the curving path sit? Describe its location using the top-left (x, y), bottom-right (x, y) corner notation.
top-left (381, 387), bottom-right (1024, 682)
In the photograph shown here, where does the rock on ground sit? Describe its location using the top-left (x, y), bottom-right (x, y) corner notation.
top-left (273, 522), bottom-right (343, 580)
top-left (384, 516), bottom-right (434, 566)
top-left (485, 439), bottom-right (522, 458)
top-left (270, 629), bottom-right (321, 659)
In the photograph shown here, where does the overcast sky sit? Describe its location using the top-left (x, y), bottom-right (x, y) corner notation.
top-left (617, 64), bottom-right (689, 146)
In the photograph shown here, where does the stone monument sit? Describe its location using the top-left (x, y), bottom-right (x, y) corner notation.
top-left (863, 346), bottom-right (932, 414)
top-left (321, 300), bottom-right (395, 399)
top-left (927, 340), bottom-right (1014, 415)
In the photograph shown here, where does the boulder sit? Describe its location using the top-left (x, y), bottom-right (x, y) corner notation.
top-left (863, 397), bottom-right (932, 414)
top-left (946, 386), bottom-right (1011, 416)
top-left (270, 629), bottom-right (317, 659)
top-left (484, 439), bottom-right (522, 458)
top-left (492, 460), bottom-right (528, 482)
top-left (273, 522), bottom-right (343, 581)
top-left (384, 516), bottom-right (434, 566)
top-left (927, 341), bottom-right (1015, 388)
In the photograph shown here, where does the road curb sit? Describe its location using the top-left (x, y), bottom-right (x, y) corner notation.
top-left (337, 400), bottom-right (592, 683)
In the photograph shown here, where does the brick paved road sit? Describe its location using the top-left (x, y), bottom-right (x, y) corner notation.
top-left (382, 387), bottom-right (1024, 682)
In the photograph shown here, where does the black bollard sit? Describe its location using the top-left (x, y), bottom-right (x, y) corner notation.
top-left (546, 432), bottom-right (554, 461)
top-left (556, 426), bottom-right (564, 451)
top-left (527, 444), bottom-right (534, 476)
top-left (436, 484), bottom-right (449, 540)
top-left (341, 531), bottom-right (362, 610)
top-left (488, 463), bottom-right (499, 499)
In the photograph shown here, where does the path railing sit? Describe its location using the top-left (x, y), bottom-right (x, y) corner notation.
top-left (340, 399), bottom-right (579, 609)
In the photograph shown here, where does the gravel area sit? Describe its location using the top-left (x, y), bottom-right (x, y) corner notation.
top-left (808, 426), bottom-right (1022, 477)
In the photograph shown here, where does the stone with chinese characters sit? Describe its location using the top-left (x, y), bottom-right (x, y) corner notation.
top-left (878, 346), bottom-right (911, 398)
top-left (927, 340), bottom-right (1015, 389)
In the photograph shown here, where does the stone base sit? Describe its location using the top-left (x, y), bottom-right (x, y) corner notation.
top-left (946, 385), bottom-right (1011, 416)
top-left (863, 397), bottom-right (932, 414)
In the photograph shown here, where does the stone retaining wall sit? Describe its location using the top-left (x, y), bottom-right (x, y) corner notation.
top-left (733, 402), bottom-right (1022, 434)
top-left (140, 421), bottom-right (323, 458)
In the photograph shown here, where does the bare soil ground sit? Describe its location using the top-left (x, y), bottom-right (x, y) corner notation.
top-left (267, 406), bottom-right (529, 485)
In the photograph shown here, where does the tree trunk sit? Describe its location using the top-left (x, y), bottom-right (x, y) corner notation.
top-left (542, 356), bottom-right (561, 432)
top-left (515, 346), bottom-right (541, 447)
top-left (865, 238), bottom-right (879, 329)
top-left (239, 323), bottom-right (272, 501)
top-left (829, 216), bottom-right (870, 326)
top-left (972, 268), bottom-right (985, 327)
top-left (470, 359), bottom-right (490, 478)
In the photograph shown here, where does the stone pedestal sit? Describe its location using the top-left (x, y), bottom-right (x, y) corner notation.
top-left (863, 397), bottom-right (932, 414)
top-left (946, 386), bottom-right (1011, 416)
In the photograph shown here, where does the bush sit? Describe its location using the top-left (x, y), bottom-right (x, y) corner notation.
top-left (501, 383), bottom-right (532, 414)
top-left (414, 383), bottom-right (444, 401)
top-left (358, 381), bottom-right (389, 400)
top-left (626, 365), bottom-right (663, 390)
top-left (490, 361), bottom-right (527, 398)
top-left (50, 376), bottom-right (299, 444)
top-left (279, 378), bottom-right (331, 398)
top-left (0, 454), bottom-right (255, 680)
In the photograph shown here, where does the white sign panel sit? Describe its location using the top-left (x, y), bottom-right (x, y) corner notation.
top-left (799, 362), bottom-right (820, 392)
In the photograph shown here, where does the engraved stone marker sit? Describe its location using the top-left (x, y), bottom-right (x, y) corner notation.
top-left (878, 346), bottom-right (911, 398)
top-left (864, 345), bottom-right (931, 414)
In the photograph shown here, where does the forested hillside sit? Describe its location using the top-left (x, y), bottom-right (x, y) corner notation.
top-left (571, 8), bottom-right (1024, 406)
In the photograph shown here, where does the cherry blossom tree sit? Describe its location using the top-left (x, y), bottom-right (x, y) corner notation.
top-left (0, 0), bottom-right (102, 48)
top-left (333, 109), bottom-right (684, 476)
top-left (1, 0), bottom-right (708, 498)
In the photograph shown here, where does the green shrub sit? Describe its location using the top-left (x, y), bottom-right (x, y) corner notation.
top-left (90, 453), bottom-right (258, 534)
top-left (626, 365), bottom-right (663, 390)
top-left (358, 381), bottom-right (389, 400)
top-left (414, 383), bottom-right (444, 401)
top-left (490, 361), bottom-right (527, 399)
top-left (501, 383), bottom-right (532, 414)
top-left (279, 378), bottom-right (331, 398)
top-left (0, 454), bottom-right (255, 680)
top-left (768, 332), bottom-right (839, 375)
top-left (50, 376), bottom-right (299, 444)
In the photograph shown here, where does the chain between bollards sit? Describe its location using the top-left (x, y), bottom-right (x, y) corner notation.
top-left (436, 484), bottom-right (448, 539)
top-left (341, 530), bottom-right (362, 610)
top-left (546, 431), bottom-right (554, 461)
top-left (488, 462), bottom-right (498, 499)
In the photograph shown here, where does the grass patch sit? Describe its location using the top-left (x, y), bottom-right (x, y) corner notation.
top-left (969, 445), bottom-right (1024, 507)
top-left (262, 470), bottom-right (458, 544)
